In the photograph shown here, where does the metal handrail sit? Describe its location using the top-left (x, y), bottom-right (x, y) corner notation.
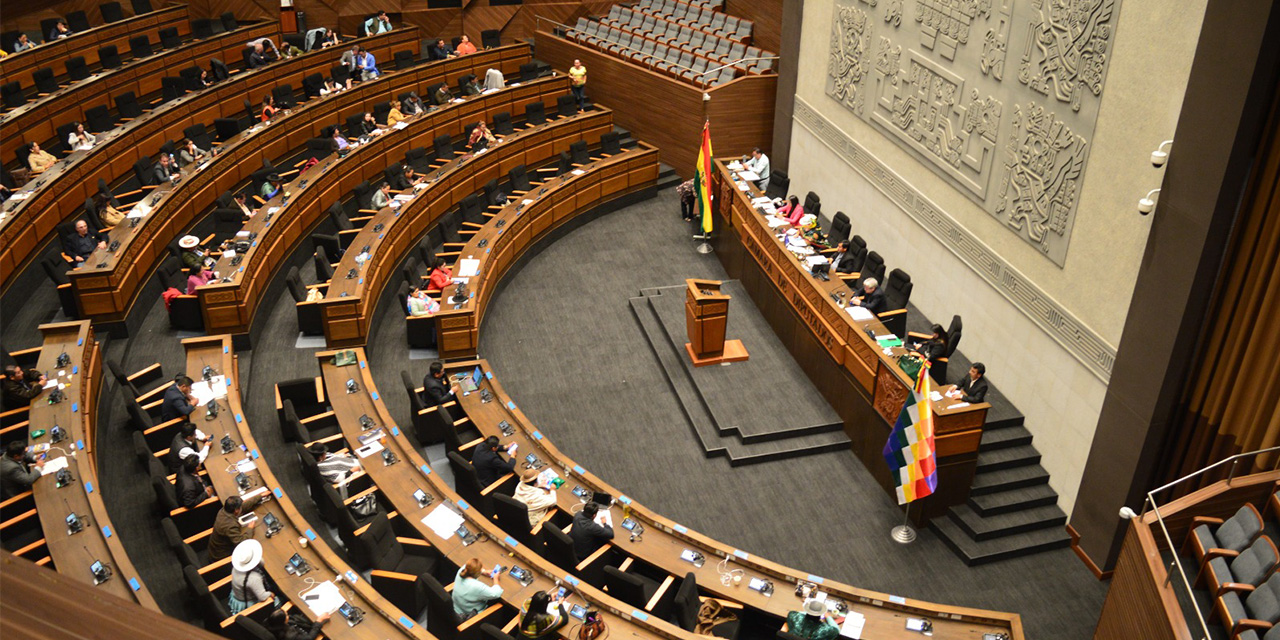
top-left (535, 15), bottom-right (777, 88)
top-left (1141, 446), bottom-right (1280, 640)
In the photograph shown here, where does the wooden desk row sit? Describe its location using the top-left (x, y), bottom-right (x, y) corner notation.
top-left (181, 335), bottom-right (427, 638)
top-left (434, 144), bottom-right (662, 358)
top-left (447, 358), bottom-right (1024, 640)
top-left (318, 347), bottom-right (692, 640)
top-left (198, 74), bottom-right (570, 339)
top-left (1, 320), bottom-right (159, 610)
top-left (67, 43), bottom-right (531, 326)
top-left (0, 27), bottom-right (420, 288)
top-left (2, 21), bottom-right (276, 154)
top-left (710, 161), bottom-right (989, 520)
top-left (317, 108), bottom-right (617, 348)
top-left (0, 4), bottom-right (189, 92)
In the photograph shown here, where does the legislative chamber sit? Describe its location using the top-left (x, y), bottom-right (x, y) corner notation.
top-left (1, 2), bottom-right (1277, 640)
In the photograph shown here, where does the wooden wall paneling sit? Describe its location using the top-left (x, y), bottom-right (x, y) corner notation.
top-left (1, 0), bottom-right (139, 36)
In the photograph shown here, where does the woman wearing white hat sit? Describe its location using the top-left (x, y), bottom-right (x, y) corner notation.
top-left (229, 539), bottom-right (274, 613)
top-left (179, 235), bottom-right (205, 271)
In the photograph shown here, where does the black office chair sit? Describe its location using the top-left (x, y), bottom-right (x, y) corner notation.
top-left (519, 62), bottom-right (538, 83)
top-left (213, 117), bottom-right (241, 142)
top-left (556, 94), bottom-right (577, 117)
top-left (220, 12), bottom-right (238, 32)
top-left (508, 164), bottom-right (532, 194)
top-left (31, 68), bottom-right (58, 97)
top-left (230, 616), bottom-right (275, 640)
top-left (670, 572), bottom-right (700, 631)
top-left (569, 140), bottom-right (591, 166)
top-left (483, 179), bottom-right (507, 208)
top-left (301, 73), bottom-right (324, 99)
top-left (346, 113), bottom-right (365, 138)
top-left (0, 83), bottom-right (24, 109)
top-left (98, 45), bottom-right (123, 69)
top-left (491, 111), bottom-right (513, 136)
top-left (447, 450), bottom-right (497, 515)
top-left (41, 257), bottom-right (80, 319)
top-left (492, 493), bottom-right (537, 547)
top-left (192, 18), bottom-right (214, 39)
top-left (373, 100), bottom-right (391, 126)
top-left (313, 247), bottom-right (335, 282)
top-left (600, 132), bottom-right (622, 156)
top-left (425, 82), bottom-right (447, 106)
top-left (524, 101), bottom-right (546, 126)
top-left (209, 58), bottom-right (230, 81)
top-left (481, 29), bottom-right (501, 49)
top-left (179, 65), bottom-right (203, 91)
top-left (65, 57), bottom-right (90, 82)
top-left (272, 84), bottom-right (295, 110)
top-left (159, 27), bottom-right (181, 49)
top-left (419, 572), bottom-right (487, 640)
top-left (394, 49), bottom-right (414, 70)
top-left (115, 91), bottom-right (144, 119)
top-left (100, 3), bottom-right (125, 24)
top-left (129, 35), bottom-right (153, 58)
top-left (67, 11), bottom-right (91, 32)
top-left (432, 134), bottom-right (458, 166)
top-left (354, 513), bottom-right (440, 575)
top-left (539, 524), bottom-right (579, 572)
top-left (161, 76), bottom-right (185, 102)
top-left (331, 64), bottom-right (351, 87)
top-left (858, 251), bottom-right (885, 288)
top-left (603, 565), bottom-right (661, 609)
top-left (0, 32), bottom-right (18, 54)
top-left (883, 268), bottom-right (912, 310)
top-left (556, 151), bottom-right (573, 176)
top-left (803, 191), bottom-right (822, 218)
top-left (184, 565), bottom-right (232, 631)
top-left (40, 19), bottom-right (61, 42)
top-left (828, 211), bottom-right (851, 246)
top-left (765, 169), bottom-right (789, 200)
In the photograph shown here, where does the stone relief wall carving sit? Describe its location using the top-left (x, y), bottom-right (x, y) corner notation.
top-left (824, 0), bottom-right (1119, 266)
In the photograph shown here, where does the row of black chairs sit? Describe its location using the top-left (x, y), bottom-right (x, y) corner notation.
top-left (0, 0), bottom-right (155, 53)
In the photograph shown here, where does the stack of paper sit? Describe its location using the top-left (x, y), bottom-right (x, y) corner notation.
top-left (190, 376), bottom-right (228, 406)
top-left (767, 216), bottom-right (790, 228)
top-left (845, 306), bottom-right (874, 321)
top-left (457, 259), bottom-right (480, 277)
top-left (571, 169), bottom-right (585, 176)
top-left (423, 503), bottom-right (465, 539)
top-left (393, 120), bottom-right (409, 130)
top-left (300, 580), bottom-right (345, 616)
top-left (805, 255), bottom-right (829, 269)
top-left (40, 456), bottom-right (70, 476)
top-left (737, 169), bottom-right (760, 181)
top-left (838, 612), bottom-right (866, 638)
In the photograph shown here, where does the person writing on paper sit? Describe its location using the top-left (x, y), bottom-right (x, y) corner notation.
top-left (1, 441), bottom-right (43, 500)
top-left (161, 374), bottom-right (198, 422)
top-left (67, 122), bottom-right (97, 149)
top-left (265, 607), bottom-right (331, 640)
top-left (209, 494), bottom-right (264, 561)
top-left (514, 467), bottom-right (557, 527)
top-left (472, 436), bottom-right (517, 487)
top-left (787, 598), bottom-right (839, 640)
top-left (948, 363), bottom-right (989, 404)
top-left (518, 590), bottom-right (569, 639)
top-left (176, 456), bottom-right (214, 509)
top-left (828, 241), bottom-right (858, 275)
top-left (168, 423), bottom-right (211, 471)
top-left (570, 501), bottom-right (615, 557)
top-left (849, 278), bottom-right (885, 315)
top-left (775, 195), bottom-right (804, 225)
top-left (452, 558), bottom-right (505, 618)
top-left (743, 147), bottom-right (770, 192)
top-left (229, 540), bottom-right (275, 613)
top-left (2, 365), bottom-right (46, 408)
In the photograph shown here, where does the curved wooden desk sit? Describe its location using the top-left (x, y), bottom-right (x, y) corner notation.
top-left (433, 144), bottom-right (662, 357)
top-left (198, 75), bottom-right (569, 339)
top-left (443, 358), bottom-right (1023, 639)
top-left (710, 160), bottom-right (989, 520)
top-left (67, 43), bottom-right (530, 326)
top-left (0, 4), bottom-right (189, 92)
top-left (317, 347), bottom-right (692, 640)
top-left (0, 28), bottom-right (418, 288)
top-left (10, 320), bottom-right (159, 608)
top-left (1, 21), bottom-right (275, 154)
top-left (181, 335), bottom-right (428, 637)
top-left (318, 108), bottom-right (615, 348)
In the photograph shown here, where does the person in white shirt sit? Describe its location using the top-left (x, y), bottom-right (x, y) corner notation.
top-left (744, 147), bottom-right (770, 192)
top-left (67, 122), bottom-right (97, 150)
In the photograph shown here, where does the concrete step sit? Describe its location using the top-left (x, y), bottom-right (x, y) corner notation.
top-left (968, 483), bottom-right (1060, 516)
top-left (948, 503), bottom-right (1067, 541)
top-left (975, 444), bottom-right (1041, 473)
top-left (969, 464), bottom-right (1050, 496)
top-left (979, 425), bottom-right (1033, 451)
top-left (930, 517), bottom-right (1071, 566)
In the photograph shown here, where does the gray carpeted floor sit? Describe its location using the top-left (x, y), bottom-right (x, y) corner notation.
top-left (474, 188), bottom-right (1109, 639)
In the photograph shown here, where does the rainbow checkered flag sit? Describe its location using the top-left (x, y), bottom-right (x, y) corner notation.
top-left (882, 365), bottom-right (938, 505)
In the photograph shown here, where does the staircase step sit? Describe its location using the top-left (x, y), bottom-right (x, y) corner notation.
top-left (979, 425), bottom-right (1032, 451)
top-left (969, 464), bottom-right (1050, 495)
top-left (975, 444), bottom-right (1041, 473)
top-left (968, 483), bottom-right (1059, 515)
top-left (948, 503), bottom-right (1066, 541)
top-left (930, 517), bottom-right (1071, 566)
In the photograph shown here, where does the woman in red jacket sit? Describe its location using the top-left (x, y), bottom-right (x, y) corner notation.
top-left (427, 258), bottom-right (452, 291)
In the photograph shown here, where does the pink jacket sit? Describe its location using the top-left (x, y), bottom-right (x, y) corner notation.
top-left (778, 202), bottom-right (804, 225)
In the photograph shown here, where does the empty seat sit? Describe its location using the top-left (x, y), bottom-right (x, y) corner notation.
top-left (85, 105), bottom-right (113, 132)
top-left (98, 45), bottom-right (123, 69)
top-left (161, 76), bottom-right (185, 101)
top-left (65, 57), bottom-right (90, 82)
top-left (66, 11), bottom-right (91, 32)
top-left (100, 2), bottom-right (125, 23)
top-left (1218, 573), bottom-right (1280, 638)
top-left (32, 68), bottom-right (57, 95)
top-left (1, 83), bottom-right (26, 109)
top-left (159, 27), bottom-right (181, 49)
top-left (220, 12), bottom-right (237, 32)
top-left (192, 18), bottom-right (214, 39)
top-left (129, 35), bottom-right (153, 58)
top-left (213, 118), bottom-right (241, 141)
top-left (132, 0), bottom-right (153, 14)
top-left (1188, 504), bottom-right (1266, 565)
top-left (524, 101), bottom-right (546, 126)
top-left (481, 29), bottom-right (501, 49)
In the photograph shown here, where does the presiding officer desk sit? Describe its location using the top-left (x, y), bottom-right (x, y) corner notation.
top-left (0, 320), bottom-right (159, 609)
top-left (316, 347), bottom-right (695, 640)
top-left (68, 43), bottom-right (529, 327)
top-left (442, 358), bottom-right (1024, 639)
top-left (0, 28), bottom-right (418, 287)
top-left (711, 161), bottom-right (990, 520)
top-left (317, 106), bottom-right (619, 348)
top-left (198, 72), bottom-right (568, 339)
top-left (0, 4), bottom-right (189, 91)
top-left (178, 335), bottom-right (427, 637)
top-left (1, 20), bottom-right (277, 155)
top-left (431, 142), bottom-right (661, 357)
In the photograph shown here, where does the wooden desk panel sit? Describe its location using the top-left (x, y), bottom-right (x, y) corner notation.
top-left (26, 320), bottom-right (158, 609)
top-left (0, 5), bottom-right (189, 92)
top-left (66, 43), bottom-right (531, 325)
top-left (317, 108), bottom-right (614, 348)
top-left (198, 74), bottom-right (569, 338)
top-left (1, 22), bottom-right (278, 154)
top-left (450, 359), bottom-right (1023, 640)
top-left (0, 28), bottom-right (419, 290)
top-left (181, 335), bottom-right (427, 638)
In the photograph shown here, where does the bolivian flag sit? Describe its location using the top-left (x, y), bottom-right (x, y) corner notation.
top-left (882, 365), bottom-right (938, 504)
top-left (694, 121), bottom-right (714, 234)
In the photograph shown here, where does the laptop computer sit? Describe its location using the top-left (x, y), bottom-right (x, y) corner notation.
top-left (458, 366), bottom-right (483, 393)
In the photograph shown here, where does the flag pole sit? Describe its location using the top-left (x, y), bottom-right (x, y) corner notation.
top-left (891, 502), bottom-right (916, 544)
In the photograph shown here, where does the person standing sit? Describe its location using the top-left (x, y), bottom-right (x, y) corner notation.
top-left (2, 365), bottom-right (46, 408)
top-left (1, 441), bottom-right (42, 500)
top-left (744, 147), bottom-right (770, 192)
top-left (568, 59), bottom-right (587, 111)
top-left (451, 558), bottom-right (504, 618)
top-left (357, 48), bottom-right (379, 80)
top-left (677, 179), bottom-right (696, 221)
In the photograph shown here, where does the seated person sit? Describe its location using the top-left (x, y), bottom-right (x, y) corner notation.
top-left (232, 192), bottom-right (257, 219)
top-left (432, 83), bottom-right (454, 106)
top-left (261, 94), bottom-right (277, 122)
top-left (459, 75), bottom-right (482, 97)
top-left (452, 558), bottom-right (503, 618)
top-left (850, 277), bottom-right (884, 314)
top-left (1, 441), bottom-right (43, 500)
top-left (427, 38), bottom-right (455, 61)
top-left (48, 20), bottom-right (71, 41)
top-left (13, 34), bottom-right (36, 52)
top-left (369, 182), bottom-right (394, 209)
top-left (62, 219), bottom-right (107, 263)
top-left (949, 363), bottom-right (989, 403)
top-left (331, 127), bottom-right (351, 152)
top-left (513, 467), bottom-right (557, 526)
top-left (307, 442), bottom-right (360, 493)
top-left (386, 100), bottom-right (405, 127)
top-left (775, 195), bottom-right (804, 225)
top-left (518, 590), bottom-right (568, 639)
top-left (471, 436), bottom-right (516, 487)
top-left (828, 241), bottom-right (858, 274)
top-left (402, 93), bottom-right (426, 115)
top-left (320, 78), bottom-right (344, 95)
top-left (419, 360), bottom-right (456, 407)
top-left (178, 139), bottom-right (208, 167)
top-left (427, 258), bottom-right (452, 290)
top-left (178, 234), bottom-right (208, 271)
top-left (910, 324), bottom-right (948, 365)
top-left (786, 598), bottom-right (839, 640)
top-left (175, 455), bottom-right (213, 509)
top-left (260, 173), bottom-right (283, 200)
top-left (247, 42), bottom-right (268, 68)
top-left (455, 34), bottom-right (477, 56)
top-left (162, 376), bottom-right (199, 424)
top-left (364, 11), bottom-right (393, 35)
top-left (67, 122), bottom-right (97, 150)
top-left (744, 147), bottom-right (770, 191)
top-left (305, 27), bottom-right (336, 51)
top-left (229, 540), bottom-right (275, 614)
top-left (570, 501), bottom-right (614, 557)
top-left (94, 192), bottom-right (126, 226)
top-left (153, 154), bottom-right (180, 184)
top-left (27, 142), bottom-right (56, 173)
top-left (264, 608), bottom-right (330, 639)
top-left (2, 365), bottom-right (46, 408)
top-left (407, 285), bottom-right (439, 317)
top-left (393, 165), bottom-right (423, 190)
top-left (797, 214), bottom-right (824, 244)
top-left (186, 265), bottom-right (215, 293)
top-left (468, 121), bottom-right (496, 150)
top-left (359, 112), bottom-right (380, 137)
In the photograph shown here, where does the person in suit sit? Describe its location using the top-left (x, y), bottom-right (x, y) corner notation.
top-left (247, 43), bottom-right (267, 68)
top-left (208, 494), bottom-right (263, 561)
top-left (829, 241), bottom-right (858, 274)
top-left (1, 441), bottom-right (42, 500)
top-left (62, 219), bottom-right (107, 263)
top-left (167, 422), bottom-right (210, 472)
top-left (953, 363), bottom-right (989, 403)
top-left (369, 182), bottom-right (393, 210)
top-left (911, 324), bottom-right (949, 366)
top-left (153, 154), bottom-right (180, 184)
top-left (339, 45), bottom-right (360, 74)
top-left (427, 39), bottom-right (455, 61)
top-left (402, 93), bottom-right (425, 115)
top-left (176, 455), bottom-right (213, 508)
top-left (161, 375), bottom-right (197, 422)
top-left (471, 436), bottom-right (516, 487)
top-left (850, 277), bottom-right (885, 314)
top-left (27, 142), bottom-right (56, 173)
top-left (48, 20), bottom-right (71, 41)
top-left (570, 502), bottom-right (614, 558)
top-left (744, 147), bottom-right (770, 191)
top-left (420, 360), bottom-right (455, 407)
top-left (356, 48), bottom-right (379, 80)
top-left (432, 83), bottom-right (453, 106)
top-left (2, 365), bottom-right (46, 408)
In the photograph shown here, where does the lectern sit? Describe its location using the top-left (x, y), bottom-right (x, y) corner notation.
top-left (684, 279), bottom-right (748, 366)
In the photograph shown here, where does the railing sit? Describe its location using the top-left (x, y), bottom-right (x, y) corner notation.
top-left (1140, 446), bottom-right (1280, 640)
top-left (534, 15), bottom-right (778, 89)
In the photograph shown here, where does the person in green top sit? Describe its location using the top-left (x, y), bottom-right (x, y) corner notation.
top-left (261, 173), bottom-right (283, 200)
top-left (451, 558), bottom-right (504, 618)
top-left (786, 598), bottom-right (839, 640)
top-left (518, 590), bottom-right (568, 639)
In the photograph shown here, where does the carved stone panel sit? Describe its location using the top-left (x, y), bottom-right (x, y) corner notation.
top-left (824, 0), bottom-right (1119, 266)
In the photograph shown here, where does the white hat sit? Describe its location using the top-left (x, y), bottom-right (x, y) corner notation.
top-left (178, 235), bottom-right (200, 249)
top-left (798, 214), bottom-right (817, 228)
top-left (802, 598), bottom-right (826, 616)
top-left (231, 539), bottom-right (263, 572)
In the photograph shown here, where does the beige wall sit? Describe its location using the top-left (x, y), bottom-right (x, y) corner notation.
top-left (787, 0), bottom-right (1208, 512)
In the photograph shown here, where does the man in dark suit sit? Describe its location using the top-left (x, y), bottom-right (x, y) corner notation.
top-left (420, 361), bottom-right (454, 407)
top-left (168, 422), bottom-right (209, 472)
top-left (247, 42), bottom-right (267, 68)
top-left (2, 365), bottom-right (46, 408)
top-left (570, 502), bottom-right (615, 558)
top-left (955, 362), bottom-right (989, 403)
top-left (175, 455), bottom-right (212, 508)
top-left (851, 277), bottom-right (885, 314)
top-left (62, 219), bottom-right (107, 263)
top-left (471, 436), bottom-right (516, 487)
top-left (152, 154), bottom-right (179, 184)
top-left (161, 375), bottom-right (197, 422)
top-left (829, 241), bottom-right (859, 274)
top-left (427, 38), bottom-right (455, 61)
top-left (1, 441), bottom-right (42, 500)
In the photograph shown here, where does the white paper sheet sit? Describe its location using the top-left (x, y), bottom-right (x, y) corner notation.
top-left (190, 376), bottom-right (227, 406)
top-left (354, 440), bottom-right (384, 458)
top-left (300, 580), bottom-right (346, 616)
top-left (457, 259), bottom-right (480, 277)
top-left (235, 458), bottom-right (257, 473)
top-left (736, 169), bottom-right (760, 181)
top-left (845, 306), bottom-right (874, 321)
top-left (422, 503), bottom-right (465, 539)
top-left (838, 612), bottom-right (866, 638)
top-left (571, 169), bottom-right (585, 176)
top-left (40, 456), bottom-right (70, 476)
top-left (766, 216), bottom-right (790, 229)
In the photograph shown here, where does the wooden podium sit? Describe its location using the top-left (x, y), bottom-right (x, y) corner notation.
top-left (684, 279), bottom-right (748, 366)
